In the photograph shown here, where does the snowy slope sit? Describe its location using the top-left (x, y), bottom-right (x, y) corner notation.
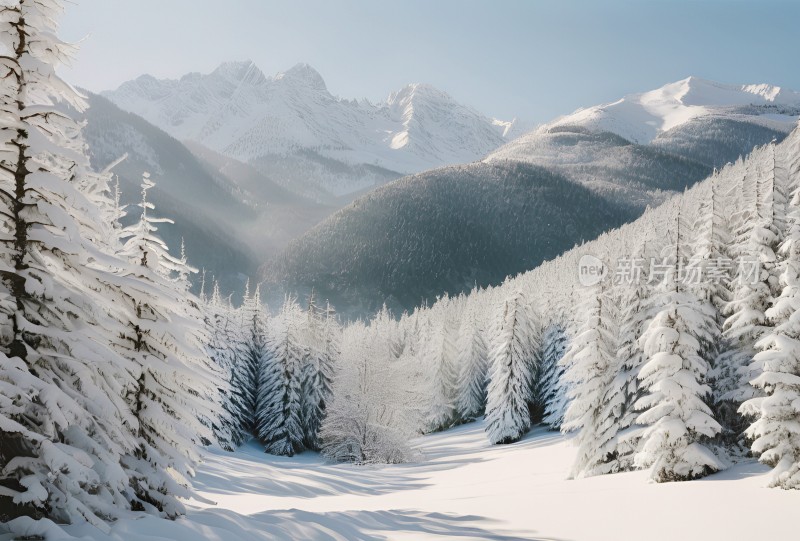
top-left (103, 61), bottom-right (516, 199)
top-left (484, 76), bottom-right (800, 200)
top-left (525, 76), bottom-right (800, 145)
top-left (6, 422), bottom-right (797, 541)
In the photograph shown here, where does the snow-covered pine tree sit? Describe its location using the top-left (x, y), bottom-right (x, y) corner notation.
top-left (604, 252), bottom-right (657, 470)
top-left (117, 173), bottom-right (223, 516)
top-left (0, 0), bottom-right (142, 525)
top-left (484, 290), bottom-right (537, 444)
top-left (561, 277), bottom-right (620, 477)
top-left (454, 306), bottom-right (489, 422)
top-left (372, 303), bottom-right (401, 358)
top-left (740, 180), bottom-right (800, 489)
top-left (538, 324), bottom-right (569, 430)
top-left (757, 143), bottom-right (787, 296)
top-left (322, 303), bottom-right (340, 384)
top-left (204, 282), bottom-right (242, 449)
top-left (424, 311), bottom-right (459, 432)
top-left (524, 312), bottom-right (544, 424)
top-left (716, 146), bottom-right (777, 442)
top-left (257, 296), bottom-right (306, 456)
top-left (233, 280), bottom-right (269, 441)
top-left (401, 308), bottom-right (424, 360)
top-left (173, 244), bottom-right (231, 448)
top-left (690, 175), bottom-right (733, 312)
top-left (633, 242), bottom-right (723, 482)
top-left (300, 291), bottom-right (339, 450)
top-left (681, 177), bottom-right (737, 448)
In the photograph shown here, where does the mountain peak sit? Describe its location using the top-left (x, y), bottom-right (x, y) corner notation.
top-left (103, 64), bottom-right (514, 180)
top-left (276, 63), bottom-right (327, 92)
top-left (387, 83), bottom-right (449, 105)
top-left (211, 60), bottom-right (266, 86)
top-left (541, 76), bottom-right (800, 144)
top-left (653, 76), bottom-right (799, 108)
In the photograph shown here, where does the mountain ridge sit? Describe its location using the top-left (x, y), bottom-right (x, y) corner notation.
top-left (103, 61), bottom-right (518, 201)
top-left (533, 76), bottom-right (800, 145)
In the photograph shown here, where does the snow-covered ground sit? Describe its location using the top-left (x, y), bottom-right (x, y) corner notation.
top-left (4, 421), bottom-right (798, 541)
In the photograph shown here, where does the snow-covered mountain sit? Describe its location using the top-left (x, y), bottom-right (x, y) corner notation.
top-left (485, 76), bottom-right (800, 205)
top-left (531, 76), bottom-right (800, 145)
top-left (266, 77), bottom-right (800, 316)
top-left (103, 61), bottom-right (520, 201)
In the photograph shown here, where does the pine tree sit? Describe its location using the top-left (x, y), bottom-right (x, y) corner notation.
top-left (425, 314), bottom-right (459, 432)
top-left (257, 297), bottom-right (305, 456)
top-left (561, 279), bottom-right (620, 477)
top-left (0, 0), bottom-right (140, 525)
top-left (235, 281), bottom-right (269, 441)
top-left (538, 324), bottom-right (569, 430)
top-left (633, 247), bottom-right (723, 482)
top-left (605, 269), bottom-right (656, 470)
top-left (117, 173), bottom-right (223, 516)
top-left (300, 292), bottom-right (339, 450)
top-left (454, 307), bottom-right (489, 422)
top-left (686, 177), bottom-right (738, 444)
top-left (204, 282), bottom-right (242, 450)
top-left (690, 175), bottom-right (733, 311)
top-left (716, 148), bottom-right (777, 441)
top-left (485, 290), bottom-right (536, 444)
top-left (740, 182), bottom-right (800, 489)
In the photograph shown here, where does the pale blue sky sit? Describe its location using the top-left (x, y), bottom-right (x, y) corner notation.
top-left (60, 0), bottom-right (800, 122)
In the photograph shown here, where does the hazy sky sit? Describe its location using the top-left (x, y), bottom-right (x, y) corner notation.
top-left (60, 0), bottom-right (800, 122)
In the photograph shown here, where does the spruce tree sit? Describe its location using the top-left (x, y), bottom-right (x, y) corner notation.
top-left (606, 270), bottom-right (655, 469)
top-left (539, 324), bottom-right (569, 430)
top-left (117, 173), bottom-right (223, 516)
top-left (633, 246), bottom-right (723, 482)
top-left (257, 297), bottom-right (305, 456)
top-left (485, 290), bottom-right (536, 444)
top-left (204, 282), bottom-right (241, 450)
top-left (425, 315), bottom-right (459, 432)
top-left (454, 307), bottom-right (489, 422)
top-left (716, 148), bottom-right (777, 442)
top-left (0, 0), bottom-right (138, 524)
top-left (300, 292), bottom-right (338, 450)
top-left (561, 278), bottom-right (620, 477)
top-left (740, 182), bottom-right (800, 489)
top-left (236, 281), bottom-right (269, 440)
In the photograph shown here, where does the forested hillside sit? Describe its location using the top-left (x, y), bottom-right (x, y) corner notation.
top-left (265, 161), bottom-right (639, 314)
top-left (266, 117), bottom-right (788, 316)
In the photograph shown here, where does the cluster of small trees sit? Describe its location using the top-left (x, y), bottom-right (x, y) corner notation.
top-left (318, 292), bottom-right (555, 455)
top-left (203, 287), bottom-right (339, 457)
